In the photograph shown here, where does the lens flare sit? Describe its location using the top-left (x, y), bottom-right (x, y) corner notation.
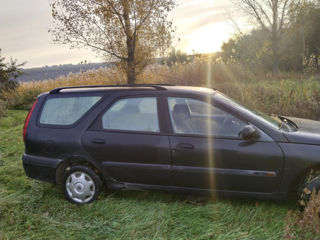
top-left (206, 55), bottom-right (217, 200)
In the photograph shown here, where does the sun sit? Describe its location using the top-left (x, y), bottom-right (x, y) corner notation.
top-left (184, 22), bottom-right (233, 54)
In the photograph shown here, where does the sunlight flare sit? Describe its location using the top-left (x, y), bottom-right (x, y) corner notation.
top-left (184, 22), bottom-right (232, 54)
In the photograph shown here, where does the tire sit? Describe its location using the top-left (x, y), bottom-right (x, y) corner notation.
top-left (62, 165), bottom-right (102, 204)
top-left (298, 170), bottom-right (320, 210)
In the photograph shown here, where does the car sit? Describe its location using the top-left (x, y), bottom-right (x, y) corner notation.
top-left (22, 84), bottom-right (320, 205)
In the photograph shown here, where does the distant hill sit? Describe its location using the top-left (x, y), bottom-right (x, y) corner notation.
top-left (17, 62), bottom-right (110, 82)
top-left (16, 52), bottom-right (220, 83)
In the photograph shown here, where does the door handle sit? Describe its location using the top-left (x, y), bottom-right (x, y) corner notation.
top-left (92, 139), bottom-right (106, 144)
top-left (176, 143), bottom-right (194, 150)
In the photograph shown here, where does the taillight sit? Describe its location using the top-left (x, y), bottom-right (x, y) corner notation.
top-left (23, 99), bottom-right (38, 141)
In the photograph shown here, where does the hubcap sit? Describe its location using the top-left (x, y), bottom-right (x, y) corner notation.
top-left (66, 171), bottom-right (95, 203)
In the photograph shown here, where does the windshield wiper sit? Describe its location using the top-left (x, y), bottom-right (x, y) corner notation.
top-left (277, 115), bottom-right (299, 130)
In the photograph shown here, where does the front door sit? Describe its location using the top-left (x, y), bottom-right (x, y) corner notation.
top-left (167, 97), bottom-right (284, 193)
top-left (82, 95), bottom-right (171, 186)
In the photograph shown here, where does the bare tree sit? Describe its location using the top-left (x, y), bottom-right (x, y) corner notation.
top-left (233, 0), bottom-right (295, 76)
top-left (50, 0), bottom-right (176, 84)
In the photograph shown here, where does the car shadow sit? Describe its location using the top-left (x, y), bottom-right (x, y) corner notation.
top-left (45, 182), bottom-right (298, 210)
top-left (100, 188), bottom-right (298, 210)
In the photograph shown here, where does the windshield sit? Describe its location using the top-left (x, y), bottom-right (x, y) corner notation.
top-left (213, 93), bottom-right (282, 129)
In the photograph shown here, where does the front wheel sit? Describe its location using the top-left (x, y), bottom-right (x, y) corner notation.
top-left (62, 165), bottom-right (102, 204)
top-left (298, 170), bottom-right (320, 210)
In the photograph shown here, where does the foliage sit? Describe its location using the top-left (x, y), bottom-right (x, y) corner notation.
top-left (161, 49), bottom-right (194, 68)
top-left (225, 1), bottom-right (320, 74)
top-left (288, 1), bottom-right (320, 73)
top-left (0, 49), bottom-right (23, 101)
top-left (0, 49), bottom-right (24, 118)
top-left (50, 0), bottom-right (176, 84)
top-left (221, 30), bottom-right (273, 72)
top-left (232, 0), bottom-right (295, 76)
top-left (284, 191), bottom-right (320, 239)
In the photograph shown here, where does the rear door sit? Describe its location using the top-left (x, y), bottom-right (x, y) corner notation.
top-left (82, 94), bottom-right (171, 186)
top-left (166, 96), bottom-right (284, 193)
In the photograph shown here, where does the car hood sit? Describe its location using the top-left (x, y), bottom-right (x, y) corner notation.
top-left (283, 117), bottom-right (320, 145)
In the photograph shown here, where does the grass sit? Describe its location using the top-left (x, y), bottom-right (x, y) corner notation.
top-left (0, 110), bottom-right (297, 239)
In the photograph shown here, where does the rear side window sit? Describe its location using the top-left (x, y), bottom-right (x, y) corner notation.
top-left (40, 96), bottom-right (101, 126)
top-left (102, 97), bottom-right (160, 132)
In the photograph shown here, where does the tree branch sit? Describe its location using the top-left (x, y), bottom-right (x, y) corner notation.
top-left (104, 0), bottom-right (126, 32)
top-left (279, 0), bottom-right (290, 35)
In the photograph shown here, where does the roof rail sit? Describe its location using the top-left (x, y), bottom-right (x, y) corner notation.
top-left (49, 84), bottom-right (176, 94)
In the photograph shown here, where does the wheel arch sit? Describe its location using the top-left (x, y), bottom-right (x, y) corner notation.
top-left (289, 164), bottom-right (320, 193)
top-left (55, 156), bottom-right (107, 184)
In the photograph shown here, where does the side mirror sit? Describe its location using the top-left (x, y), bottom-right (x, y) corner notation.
top-left (239, 125), bottom-right (260, 141)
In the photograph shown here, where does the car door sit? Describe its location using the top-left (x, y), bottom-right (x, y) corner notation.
top-left (167, 96), bottom-right (284, 193)
top-left (82, 94), bottom-right (171, 186)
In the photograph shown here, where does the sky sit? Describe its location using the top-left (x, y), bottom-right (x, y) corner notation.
top-left (0, 0), bottom-right (242, 68)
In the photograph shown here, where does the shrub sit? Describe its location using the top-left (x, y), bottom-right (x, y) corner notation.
top-left (0, 48), bottom-right (24, 118)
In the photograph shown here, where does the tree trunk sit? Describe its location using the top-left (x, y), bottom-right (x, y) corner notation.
top-left (122, 1), bottom-right (136, 84)
top-left (271, 36), bottom-right (280, 77)
top-left (127, 59), bottom-right (136, 84)
top-left (126, 38), bottom-right (136, 84)
top-left (272, 0), bottom-right (279, 77)
top-left (301, 30), bottom-right (306, 71)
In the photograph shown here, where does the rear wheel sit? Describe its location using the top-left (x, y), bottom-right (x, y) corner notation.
top-left (298, 170), bottom-right (320, 210)
top-left (62, 165), bottom-right (102, 204)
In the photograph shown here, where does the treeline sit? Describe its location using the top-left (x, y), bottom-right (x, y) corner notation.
top-left (221, 0), bottom-right (320, 74)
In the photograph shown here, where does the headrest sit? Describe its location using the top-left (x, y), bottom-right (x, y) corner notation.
top-left (173, 104), bottom-right (190, 118)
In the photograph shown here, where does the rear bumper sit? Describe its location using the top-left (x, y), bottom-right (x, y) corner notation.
top-left (22, 154), bottom-right (62, 184)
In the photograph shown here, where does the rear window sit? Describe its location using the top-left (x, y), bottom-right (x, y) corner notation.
top-left (39, 96), bottom-right (101, 126)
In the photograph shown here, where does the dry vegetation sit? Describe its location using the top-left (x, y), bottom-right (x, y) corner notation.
top-left (8, 58), bottom-right (320, 121)
top-left (284, 191), bottom-right (320, 239)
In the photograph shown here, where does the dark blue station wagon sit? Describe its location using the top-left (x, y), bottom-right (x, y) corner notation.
top-left (22, 84), bottom-right (320, 206)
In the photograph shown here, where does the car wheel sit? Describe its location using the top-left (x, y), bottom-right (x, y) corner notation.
top-left (298, 170), bottom-right (320, 210)
top-left (62, 165), bottom-right (102, 204)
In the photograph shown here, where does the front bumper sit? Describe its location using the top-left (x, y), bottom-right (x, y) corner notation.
top-left (22, 154), bottom-right (62, 184)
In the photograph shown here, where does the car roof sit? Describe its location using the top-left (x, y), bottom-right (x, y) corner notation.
top-left (49, 84), bottom-right (216, 95)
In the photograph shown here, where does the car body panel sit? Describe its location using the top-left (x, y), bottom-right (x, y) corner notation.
top-left (283, 117), bottom-right (320, 145)
top-left (169, 136), bottom-right (284, 192)
top-left (277, 143), bottom-right (320, 192)
top-left (82, 131), bottom-right (172, 185)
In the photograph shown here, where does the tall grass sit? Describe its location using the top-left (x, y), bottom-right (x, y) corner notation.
top-left (8, 60), bottom-right (320, 120)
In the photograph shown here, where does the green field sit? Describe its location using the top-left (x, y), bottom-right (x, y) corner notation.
top-left (0, 110), bottom-right (297, 239)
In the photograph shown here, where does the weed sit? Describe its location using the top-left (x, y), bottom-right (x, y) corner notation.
top-left (284, 191), bottom-right (320, 239)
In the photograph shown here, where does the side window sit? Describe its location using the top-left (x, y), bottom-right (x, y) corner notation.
top-left (40, 96), bottom-right (101, 126)
top-left (102, 97), bottom-right (160, 133)
top-left (168, 97), bottom-right (246, 137)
